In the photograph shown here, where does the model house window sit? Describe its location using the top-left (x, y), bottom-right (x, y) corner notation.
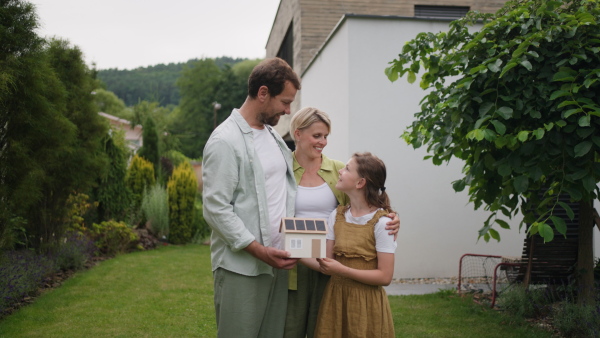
top-left (277, 22), bottom-right (294, 68)
top-left (414, 5), bottom-right (470, 19)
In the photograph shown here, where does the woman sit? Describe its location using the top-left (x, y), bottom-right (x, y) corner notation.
top-left (284, 107), bottom-right (399, 338)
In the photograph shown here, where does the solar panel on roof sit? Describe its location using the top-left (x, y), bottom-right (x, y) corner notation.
top-left (315, 220), bottom-right (326, 231)
top-left (295, 219), bottom-right (306, 230)
top-left (285, 219), bottom-right (295, 230)
top-left (306, 220), bottom-right (315, 231)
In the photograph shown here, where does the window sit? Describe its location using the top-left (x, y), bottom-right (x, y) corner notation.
top-left (277, 22), bottom-right (294, 68)
top-left (414, 5), bottom-right (470, 19)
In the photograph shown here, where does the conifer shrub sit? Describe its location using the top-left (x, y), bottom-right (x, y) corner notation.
top-left (95, 131), bottom-right (131, 222)
top-left (125, 155), bottom-right (155, 225)
top-left (167, 162), bottom-right (197, 244)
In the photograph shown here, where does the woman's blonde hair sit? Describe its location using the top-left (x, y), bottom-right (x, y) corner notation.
top-left (289, 107), bottom-right (332, 143)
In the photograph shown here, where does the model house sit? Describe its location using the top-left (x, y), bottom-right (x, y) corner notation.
top-left (280, 217), bottom-right (328, 258)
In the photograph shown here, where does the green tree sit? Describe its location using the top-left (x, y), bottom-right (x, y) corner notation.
top-left (95, 129), bottom-right (131, 222)
top-left (138, 116), bottom-right (159, 172)
top-left (92, 88), bottom-right (130, 119)
top-left (1, 2), bottom-right (107, 249)
top-left (27, 38), bottom-right (109, 247)
top-left (132, 100), bottom-right (176, 156)
top-left (96, 56), bottom-right (246, 107)
top-left (172, 59), bottom-right (222, 158)
top-left (386, 0), bottom-right (599, 303)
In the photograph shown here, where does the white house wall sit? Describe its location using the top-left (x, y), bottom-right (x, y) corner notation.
top-left (300, 23), bottom-right (351, 159)
top-left (300, 17), bottom-right (600, 279)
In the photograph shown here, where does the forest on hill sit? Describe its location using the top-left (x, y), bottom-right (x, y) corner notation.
top-left (97, 56), bottom-right (246, 106)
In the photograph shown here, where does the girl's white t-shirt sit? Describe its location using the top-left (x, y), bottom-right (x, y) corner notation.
top-left (326, 208), bottom-right (397, 253)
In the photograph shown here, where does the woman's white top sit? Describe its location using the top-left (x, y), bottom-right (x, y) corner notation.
top-left (326, 208), bottom-right (397, 253)
top-left (295, 182), bottom-right (338, 219)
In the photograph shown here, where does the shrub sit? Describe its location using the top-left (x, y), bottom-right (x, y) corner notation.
top-left (95, 131), bottom-right (131, 222)
top-left (125, 155), bottom-right (155, 225)
top-left (553, 302), bottom-right (600, 337)
top-left (141, 183), bottom-right (169, 240)
top-left (53, 231), bottom-right (97, 271)
top-left (191, 199), bottom-right (210, 243)
top-left (0, 215), bottom-right (27, 250)
top-left (497, 284), bottom-right (551, 318)
top-left (64, 192), bottom-right (94, 234)
top-left (90, 220), bottom-right (139, 256)
top-left (167, 162), bottom-right (197, 244)
top-left (0, 251), bottom-right (56, 316)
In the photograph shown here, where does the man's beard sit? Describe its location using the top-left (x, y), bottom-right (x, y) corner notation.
top-left (258, 111), bottom-right (283, 126)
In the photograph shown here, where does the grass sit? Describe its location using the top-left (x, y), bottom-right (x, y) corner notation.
top-left (390, 290), bottom-right (552, 337)
top-left (0, 245), bottom-right (553, 337)
top-left (0, 245), bottom-right (215, 337)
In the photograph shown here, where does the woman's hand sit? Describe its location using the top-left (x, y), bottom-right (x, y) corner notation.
top-left (386, 212), bottom-right (400, 240)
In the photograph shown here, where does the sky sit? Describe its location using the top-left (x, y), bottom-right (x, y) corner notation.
top-left (31, 0), bottom-right (281, 70)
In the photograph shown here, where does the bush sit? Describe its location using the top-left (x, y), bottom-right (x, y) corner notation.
top-left (53, 231), bottom-right (97, 271)
top-left (167, 162), bottom-right (197, 244)
top-left (141, 183), bottom-right (169, 240)
top-left (497, 284), bottom-right (551, 318)
top-left (191, 199), bottom-right (210, 243)
top-left (553, 302), bottom-right (600, 337)
top-left (125, 155), bottom-right (155, 226)
top-left (64, 192), bottom-right (94, 234)
top-left (0, 251), bottom-right (56, 316)
top-left (90, 221), bottom-right (139, 256)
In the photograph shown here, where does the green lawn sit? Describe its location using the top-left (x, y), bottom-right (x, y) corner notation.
top-left (0, 245), bottom-right (552, 337)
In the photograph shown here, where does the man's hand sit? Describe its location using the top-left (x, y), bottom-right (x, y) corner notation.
top-left (244, 241), bottom-right (299, 269)
top-left (386, 212), bottom-right (400, 240)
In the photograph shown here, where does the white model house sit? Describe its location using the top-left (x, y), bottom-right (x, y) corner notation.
top-left (280, 217), bottom-right (328, 258)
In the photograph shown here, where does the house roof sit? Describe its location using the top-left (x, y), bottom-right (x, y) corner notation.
top-left (280, 217), bottom-right (328, 234)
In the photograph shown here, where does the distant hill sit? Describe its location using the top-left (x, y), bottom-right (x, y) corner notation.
top-left (97, 57), bottom-right (246, 107)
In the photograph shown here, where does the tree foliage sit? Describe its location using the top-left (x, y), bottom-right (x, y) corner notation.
top-left (95, 130), bottom-right (131, 222)
top-left (1, 2), bottom-right (108, 248)
top-left (171, 59), bottom-right (255, 158)
top-left (138, 116), bottom-right (159, 172)
top-left (386, 0), bottom-right (600, 243)
top-left (96, 57), bottom-right (246, 106)
top-left (92, 88), bottom-right (130, 119)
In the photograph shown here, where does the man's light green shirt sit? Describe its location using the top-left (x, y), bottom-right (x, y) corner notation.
top-left (202, 109), bottom-right (297, 276)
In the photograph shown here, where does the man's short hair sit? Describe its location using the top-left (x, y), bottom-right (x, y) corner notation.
top-left (248, 58), bottom-right (301, 98)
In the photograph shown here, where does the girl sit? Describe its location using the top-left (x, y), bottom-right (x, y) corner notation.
top-left (310, 152), bottom-right (396, 338)
top-left (285, 109), bottom-right (399, 338)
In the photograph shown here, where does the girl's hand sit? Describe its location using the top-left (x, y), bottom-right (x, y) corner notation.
top-left (386, 212), bottom-right (400, 240)
top-left (317, 257), bottom-right (343, 276)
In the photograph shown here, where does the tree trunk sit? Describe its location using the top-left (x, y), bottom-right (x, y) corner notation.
top-left (577, 200), bottom-right (595, 306)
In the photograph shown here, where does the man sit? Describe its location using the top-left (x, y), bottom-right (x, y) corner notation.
top-left (202, 58), bottom-right (301, 337)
